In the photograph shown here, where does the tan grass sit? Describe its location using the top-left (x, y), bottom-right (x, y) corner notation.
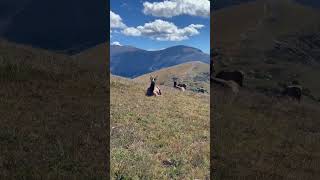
top-left (110, 76), bottom-right (210, 179)
top-left (213, 87), bottom-right (320, 179)
top-left (0, 40), bottom-right (108, 179)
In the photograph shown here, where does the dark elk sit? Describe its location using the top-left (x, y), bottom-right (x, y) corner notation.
top-left (174, 81), bottom-right (186, 91)
top-left (198, 88), bottom-right (206, 93)
top-left (282, 85), bottom-right (302, 101)
top-left (146, 75), bottom-right (162, 96)
top-left (177, 82), bottom-right (187, 89)
top-left (215, 70), bottom-right (244, 87)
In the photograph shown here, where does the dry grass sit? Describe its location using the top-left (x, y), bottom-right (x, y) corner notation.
top-left (0, 40), bottom-right (108, 179)
top-left (212, 1), bottom-right (320, 179)
top-left (134, 61), bottom-right (210, 93)
top-left (213, 86), bottom-right (320, 179)
top-left (110, 76), bottom-right (210, 179)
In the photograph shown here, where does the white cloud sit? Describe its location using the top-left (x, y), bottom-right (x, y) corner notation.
top-left (123, 27), bottom-right (142, 36)
top-left (111, 41), bottom-right (122, 46)
top-left (143, 0), bottom-right (210, 18)
top-left (110, 11), bottom-right (127, 29)
top-left (122, 19), bottom-right (204, 41)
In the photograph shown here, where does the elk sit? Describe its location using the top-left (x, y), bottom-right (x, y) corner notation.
top-left (282, 85), bottom-right (302, 102)
top-left (146, 75), bottom-right (162, 96)
top-left (216, 70), bottom-right (244, 87)
top-left (174, 81), bottom-right (186, 91)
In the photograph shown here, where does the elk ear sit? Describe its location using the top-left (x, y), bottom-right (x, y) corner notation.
top-left (155, 75), bottom-right (158, 80)
top-left (150, 76), bottom-right (153, 80)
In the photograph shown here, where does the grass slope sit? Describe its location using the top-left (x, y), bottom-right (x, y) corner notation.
top-left (134, 61), bottom-right (210, 93)
top-left (0, 39), bottom-right (108, 179)
top-left (110, 76), bottom-right (210, 179)
top-left (213, 87), bottom-right (320, 179)
top-left (214, 0), bottom-right (320, 54)
top-left (213, 1), bottom-right (320, 179)
top-left (213, 0), bottom-right (320, 100)
top-left (72, 43), bottom-right (107, 72)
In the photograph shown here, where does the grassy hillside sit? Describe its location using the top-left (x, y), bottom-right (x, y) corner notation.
top-left (213, 0), bottom-right (320, 54)
top-left (134, 61), bottom-right (210, 93)
top-left (110, 76), bottom-right (210, 179)
top-left (213, 86), bottom-right (320, 179)
top-left (213, 0), bottom-right (320, 100)
top-left (0, 39), bottom-right (108, 179)
top-left (72, 43), bottom-right (108, 73)
top-left (213, 1), bottom-right (320, 179)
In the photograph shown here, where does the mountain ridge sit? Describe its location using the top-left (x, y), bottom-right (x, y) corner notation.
top-left (110, 44), bottom-right (210, 78)
top-left (1, 0), bottom-right (108, 54)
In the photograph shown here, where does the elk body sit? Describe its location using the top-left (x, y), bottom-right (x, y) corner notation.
top-left (146, 75), bottom-right (162, 96)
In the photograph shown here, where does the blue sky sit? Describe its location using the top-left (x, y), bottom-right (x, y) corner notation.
top-left (110, 0), bottom-right (210, 54)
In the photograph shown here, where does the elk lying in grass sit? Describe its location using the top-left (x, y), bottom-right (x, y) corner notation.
top-left (216, 70), bottom-right (244, 87)
top-left (174, 81), bottom-right (186, 91)
top-left (146, 75), bottom-right (162, 96)
top-left (282, 85), bottom-right (302, 102)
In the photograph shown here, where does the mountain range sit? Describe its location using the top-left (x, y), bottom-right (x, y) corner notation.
top-left (0, 0), bottom-right (108, 54)
top-left (110, 45), bottom-right (210, 78)
top-left (294, 0), bottom-right (320, 7)
top-left (212, 0), bottom-right (256, 10)
top-left (212, 0), bottom-right (320, 10)
top-left (1, 0), bottom-right (320, 54)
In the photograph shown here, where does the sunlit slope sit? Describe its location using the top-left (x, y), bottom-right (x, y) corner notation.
top-left (110, 76), bottom-right (210, 179)
top-left (134, 61), bottom-right (210, 93)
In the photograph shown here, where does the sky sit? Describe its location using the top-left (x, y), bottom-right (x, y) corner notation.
top-left (110, 0), bottom-right (210, 54)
